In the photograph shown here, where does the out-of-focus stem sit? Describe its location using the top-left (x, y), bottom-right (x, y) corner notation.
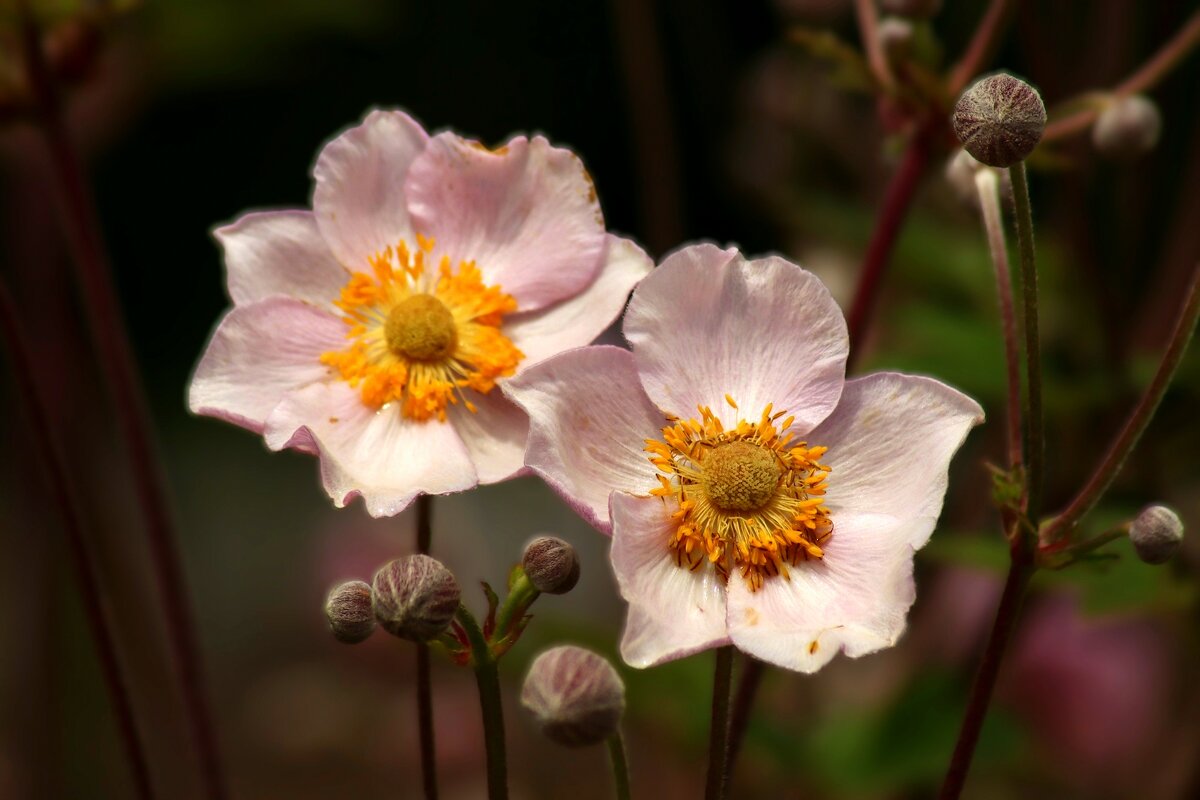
top-left (725, 655), bottom-right (764, 772)
top-left (846, 127), bottom-right (934, 365)
top-left (974, 169), bottom-right (1023, 470)
top-left (1043, 8), bottom-right (1200, 142)
top-left (853, 0), bottom-right (894, 91)
top-left (1009, 163), bottom-right (1044, 524)
top-left (704, 646), bottom-right (734, 800)
top-left (415, 495), bottom-right (438, 799)
top-left (16, 7), bottom-right (226, 798)
top-left (458, 606), bottom-right (508, 800)
top-left (1044, 266), bottom-right (1200, 542)
top-left (946, 0), bottom-right (1016, 97)
top-left (0, 280), bottom-right (155, 800)
top-left (607, 733), bottom-right (632, 800)
top-left (938, 543), bottom-right (1033, 799)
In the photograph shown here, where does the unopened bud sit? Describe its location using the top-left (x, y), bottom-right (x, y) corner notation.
top-left (1129, 505), bottom-right (1184, 565)
top-left (325, 580), bottom-right (376, 644)
top-left (881, 0), bottom-right (941, 18)
top-left (878, 17), bottom-right (914, 61)
top-left (522, 536), bottom-right (580, 595)
top-left (521, 646), bottom-right (625, 747)
top-left (372, 555), bottom-right (461, 641)
top-left (1092, 95), bottom-right (1161, 160)
top-left (952, 73), bottom-right (1046, 168)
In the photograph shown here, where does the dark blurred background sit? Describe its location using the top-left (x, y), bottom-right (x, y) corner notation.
top-left (2, 0), bottom-right (1199, 797)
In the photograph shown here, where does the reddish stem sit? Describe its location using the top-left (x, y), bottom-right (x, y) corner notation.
top-left (416, 495), bottom-right (438, 799)
top-left (946, 0), bottom-right (1017, 97)
top-left (17, 8), bottom-right (226, 798)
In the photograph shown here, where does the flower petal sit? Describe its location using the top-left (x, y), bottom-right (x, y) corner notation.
top-left (505, 235), bottom-right (653, 367)
top-left (214, 210), bottom-right (348, 307)
top-left (611, 493), bottom-right (730, 667)
top-left (624, 244), bottom-right (849, 432)
top-left (312, 109), bottom-right (429, 270)
top-left (263, 382), bottom-right (478, 517)
top-left (726, 511), bottom-right (919, 673)
top-left (188, 297), bottom-right (345, 433)
top-left (447, 388), bottom-right (529, 486)
top-left (503, 346), bottom-right (663, 533)
top-left (405, 133), bottom-right (607, 311)
top-left (809, 372), bottom-right (984, 548)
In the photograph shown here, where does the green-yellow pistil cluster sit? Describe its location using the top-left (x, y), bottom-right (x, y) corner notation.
top-left (646, 398), bottom-right (833, 591)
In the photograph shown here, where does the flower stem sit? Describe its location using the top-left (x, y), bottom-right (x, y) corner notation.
top-left (0, 279), bottom-right (155, 800)
top-left (457, 605), bottom-right (508, 799)
top-left (938, 544), bottom-right (1034, 799)
top-left (16, 7), bottom-right (225, 798)
top-left (974, 169), bottom-right (1023, 470)
top-left (853, 0), bottom-right (894, 91)
top-left (415, 495), bottom-right (438, 799)
top-left (725, 655), bottom-right (765, 772)
top-left (704, 645), bottom-right (735, 800)
top-left (1044, 266), bottom-right (1200, 542)
top-left (946, 0), bottom-right (1017, 97)
top-left (1043, 8), bottom-right (1200, 142)
top-left (493, 572), bottom-right (539, 641)
top-left (846, 127), bottom-right (934, 365)
top-left (607, 732), bottom-right (632, 800)
top-left (1009, 162), bottom-right (1044, 524)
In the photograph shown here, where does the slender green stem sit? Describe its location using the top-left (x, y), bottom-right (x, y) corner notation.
top-left (704, 646), bottom-right (735, 800)
top-left (414, 495), bottom-right (438, 799)
top-left (1, 279), bottom-right (156, 800)
top-left (939, 543), bottom-right (1034, 799)
top-left (607, 733), bottom-right (632, 800)
top-left (1009, 163), bottom-right (1044, 525)
top-left (1044, 266), bottom-right (1200, 542)
top-left (493, 572), bottom-right (539, 640)
top-left (975, 169), bottom-right (1024, 471)
top-left (457, 606), bottom-right (508, 799)
top-left (1040, 526), bottom-right (1128, 567)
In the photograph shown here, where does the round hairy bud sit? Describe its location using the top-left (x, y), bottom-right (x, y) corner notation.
top-left (325, 580), bottom-right (376, 644)
top-left (952, 73), bottom-right (1047, 168)
top-left (521, 646), bottom-right (625, 747)
top-left (1129, 505), bottom-right (1184, 565)
top-left (371, 555), bottom-right (461, 641)
top-left (522, 536), bottom-right (581, 595)
top-left (1092, 95), bottom-right (1162, 160)
top-left (880, 0), bottom-right (941, 18)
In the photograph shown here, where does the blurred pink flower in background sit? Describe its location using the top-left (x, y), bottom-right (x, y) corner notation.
top-left (507, 244), bottom-right (983, 672)
top-left (189, 109), bottom-right (651, 516)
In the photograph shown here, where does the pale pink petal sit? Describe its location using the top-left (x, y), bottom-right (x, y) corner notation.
top-left (503, 346), bottom-right (663, 533)
top-left (188, 297), bottom-right (345, 433)
top-left (312, 109), bottom-right (429, 271)
top-left (405, 133), bottom-right (606, 311)
top-left (447, 389), bottom-right (529, 485)
top-left (505, 235), bottom-right (653, 367)
top-left (610, 493), bottom-right (730, 667)
top-left (809, 372), bottom-right (984, 548)
top-left (624, 244), bottom-right (849, 432)
top-left (726, 511), bottom-right (919, 673)
top-left (263, 382), bottom-right (478, 517)
top-left (214, 210), bottom-right (348, 307)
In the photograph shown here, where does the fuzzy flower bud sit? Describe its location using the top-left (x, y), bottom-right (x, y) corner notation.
top-left (952, 73), bottom-right (1047, 168)
top-left (1092, 95), bottom-right (1162, 160)
top-left (521, 646), bottom-right (625, 747)
top-left (880, 0), bottom-right (941, 18)
top-left (522, 536), bottom-right (581, 595)
top-left (1129, 505), bottom-right (1184, 565)
top-left (371, 555), bottom-right (461, 641)
top-left (325, 580), bottom-right (376, 644)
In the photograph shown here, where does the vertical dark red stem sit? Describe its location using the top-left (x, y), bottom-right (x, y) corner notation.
top-left (725, 656), bottom-right (764, 772)
top-left (17, 9), bottom-right (226, 799)
top-left (0, 280), bottom-right (155, 800)
top-left (846, 129), bottom-right (934, 365)
top-left (415, 494), bottom-right (438, 799)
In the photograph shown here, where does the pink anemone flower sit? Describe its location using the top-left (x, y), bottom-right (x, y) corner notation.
top-left (189, 109), bottom-right (652, 516)
top-left (505, 244), bottom-right (983, 672)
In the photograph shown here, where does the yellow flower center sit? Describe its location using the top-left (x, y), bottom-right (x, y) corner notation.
top-left (320, 235), bottom-right (523, 422)
top-left (645, 398), bottom-right (833, 591)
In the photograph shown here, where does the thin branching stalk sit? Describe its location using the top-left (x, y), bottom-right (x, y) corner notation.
top-left (16, 6), bottom-right (226, 797)
top-left (946, 0), bottom-right (1017, 97)
top-left (415, 495), bottom-right (438, 799)
top-left (458, 606), bottom-right (508, 799)
top-left (704, 646), bottom-right (735, 800)
top-left (853, 0), bottom-right (894, 91)
top-left (725, 655), bottom-right (764, 772)
top-left (607, 732), bottom-right (632, 800)
top-left (1044, 266), bottom-right (1200, 542)
top-left (1010, 163), bottom-right (1044, 523)
top-left (0, 280), bottom-right (155, 800)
